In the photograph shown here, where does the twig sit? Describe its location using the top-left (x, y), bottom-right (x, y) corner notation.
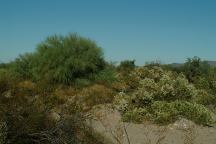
top-left (123, 123), bottom-right (131, 144)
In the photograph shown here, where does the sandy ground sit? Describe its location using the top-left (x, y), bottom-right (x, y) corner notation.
top-left (86, 105), bottom-right (216, 144)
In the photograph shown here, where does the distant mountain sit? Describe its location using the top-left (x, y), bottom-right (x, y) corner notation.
top-left (169, 61), bottom-right (216, 68)
top-left (205, 61), bottom-right (216, 67)
top-left (169, 63), bottom-right (183, 68)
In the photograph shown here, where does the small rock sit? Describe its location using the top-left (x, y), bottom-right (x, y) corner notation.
top-left (173, 118), bottom-right (194, 130)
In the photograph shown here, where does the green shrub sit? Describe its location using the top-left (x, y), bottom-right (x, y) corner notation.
top-left (11, 34), bottom-right (106, 85)
top-left (10, 53), bottom-right (35, 80)
top-left (36, 34), bottom-right (105, 83)
top-left (0, 63), bottom-right (9, 69)
top-left (183, 56), bottom-right (210, 82)
top-left (132, 68), bottom-right (196, 102)
top-left (93, 66), bottom-right (117, 85)
top-left (118, 60), bottom-right (136, 71)
top-left (132, 90), bottom-right (154, 107)
top-left (134, 66), bottom-right (164, 81)
top-left (114, 66), bottom-right (214, 125)
top-left (151, 101), bottom-right (213, 124)
top-left (113, 92), bottom-right (130, 112)
top-left (116, 69), bottom-right (140, 92)
top-left (74, 78), bottom-right (91, 88)
top-left (172, 74), bottom-right (196, 100)
top-left (193, 76), bottom-right (211, 90)
top-left (122, 108), bottom-right (148, 123)
top-left (193, 90), bottom-right (215, 105)
top-left (210, 80), bottom-right (216, 93)
top-left (0, 69), bottom-right (14, 94)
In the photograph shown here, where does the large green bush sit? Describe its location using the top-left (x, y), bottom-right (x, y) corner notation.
top-left (10, 53), bottom-right (35, 80)
top-left (12, 34), bottom-right (106, 84)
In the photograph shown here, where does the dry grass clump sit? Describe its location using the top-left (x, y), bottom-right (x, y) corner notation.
top-left (77, 84), bottom-right (116, 110)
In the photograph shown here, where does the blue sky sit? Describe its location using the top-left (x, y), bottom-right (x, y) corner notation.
top-left (1, 0), bottom-right (216, 65)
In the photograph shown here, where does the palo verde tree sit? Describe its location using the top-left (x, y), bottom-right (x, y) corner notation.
top-left (12, 33), bottom-right (106, 84)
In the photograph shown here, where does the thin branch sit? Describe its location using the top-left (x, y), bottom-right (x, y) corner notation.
top-left (123, 123), bottom-right (131, 144)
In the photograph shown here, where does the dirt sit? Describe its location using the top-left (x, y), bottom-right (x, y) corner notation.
top-left (86, 104), bottom-right (216, 144)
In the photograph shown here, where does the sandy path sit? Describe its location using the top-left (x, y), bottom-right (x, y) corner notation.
top-left (87, 105), bottom-right (216, 144)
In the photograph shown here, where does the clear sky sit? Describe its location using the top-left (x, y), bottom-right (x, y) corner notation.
top-left (1, 0), bottom-right (216, 65)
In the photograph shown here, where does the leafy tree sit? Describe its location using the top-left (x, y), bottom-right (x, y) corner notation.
top-left (12, 34), bottom-right (106, 84)
top-left (183, 56), bottom-right (210, 82)
top-left (0, 63), bottom-right (8, 69)
top-left (11, 53), bottom-right (35, 80)
top-left (118, 60), bottom-right (136, 71)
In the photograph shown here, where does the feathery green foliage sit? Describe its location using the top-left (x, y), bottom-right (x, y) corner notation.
top-left (11, 34), bottom-right (106, 84)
